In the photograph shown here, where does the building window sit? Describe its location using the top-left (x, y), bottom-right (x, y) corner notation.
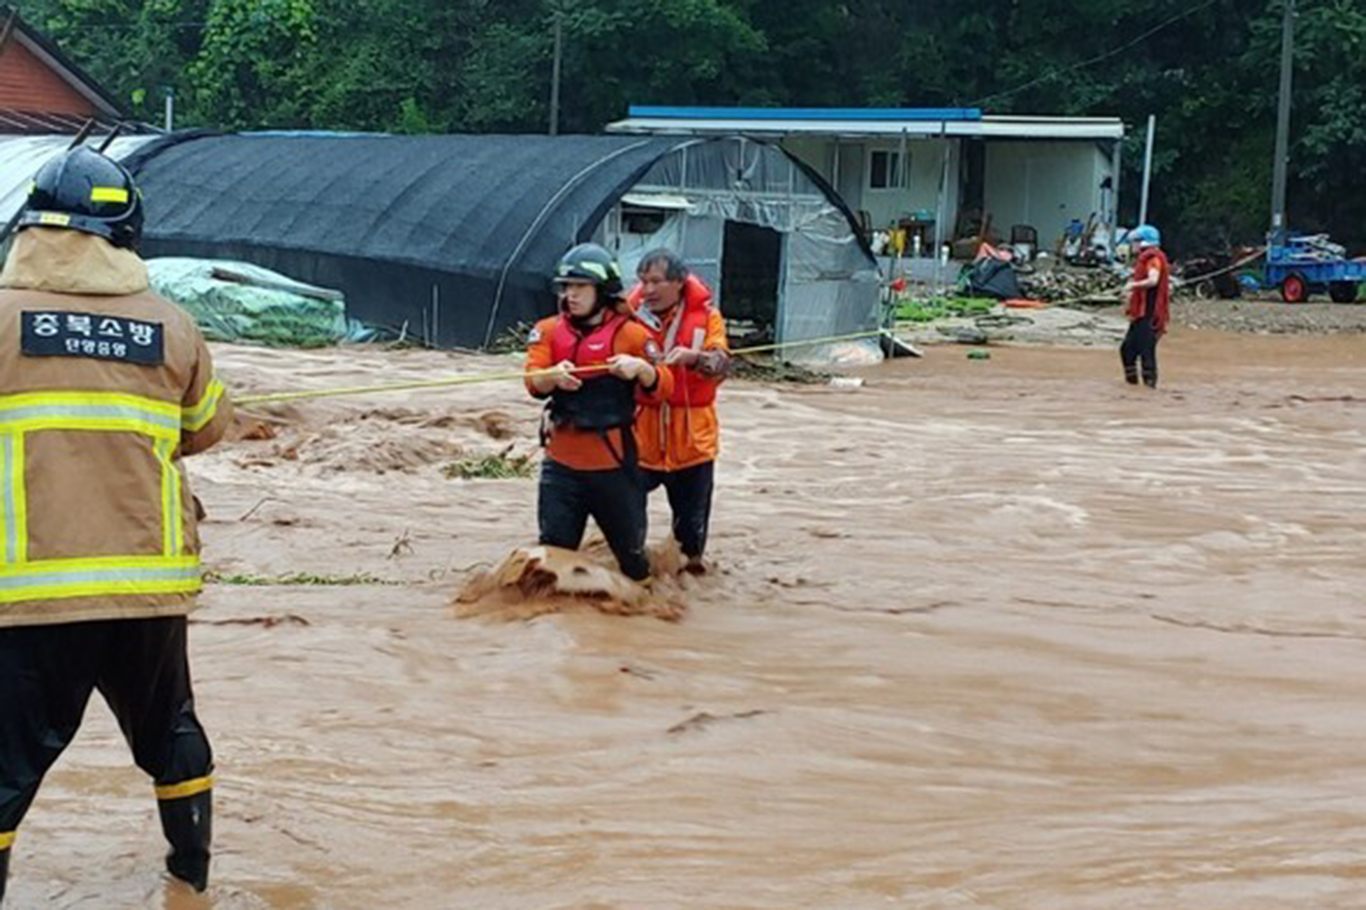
top-left (621, 205), bottom-right (667, 235)
top-left (869, 150), bottom-right (905, 190)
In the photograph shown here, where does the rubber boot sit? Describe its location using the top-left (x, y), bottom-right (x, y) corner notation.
top-left (1142, 368), bottom-right (1158, 389)
top-left (0, 847), bottom-right (10, 905)
top-left (1123, 363), bottom-right (1140, 385)
top-left (158, 791), bottom-right (211, 891)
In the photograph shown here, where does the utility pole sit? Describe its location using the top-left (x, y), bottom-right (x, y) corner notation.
top-left (1139, 114), bottom-right (1156, 225)
top-left (1270, 0), bottom-right (1296, 242)
top-left (548, 8), bottom-right (563, 136)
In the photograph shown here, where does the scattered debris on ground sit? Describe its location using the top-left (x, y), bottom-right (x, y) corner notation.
top-left (895, 297), bottom-right (999, 322)
top-left (1018, 263), bottom-right (1126, 304)
top-left (1161, 298), bottom-right (1366, 335)
top-left (487, 321), bottom-right (534, 355)
top-left (894, 303), bottom-right (1129, 348)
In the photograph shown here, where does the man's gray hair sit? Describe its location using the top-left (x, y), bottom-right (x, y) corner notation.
top-left (637, 248), bottom-right (689, 281)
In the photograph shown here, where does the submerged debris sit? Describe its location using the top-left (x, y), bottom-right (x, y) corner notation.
top-left (443, 445), bottom-right (536, 479)
top-left (455, 545), bottom-right (686, 622)
top-left (666, 710), bottom-right (770, 736)
top-left (732, 356), bottom-right (834, 385)
top-left (205, 571), bottom-right (402, 586)
top-left (191, 614), bottom-right (312, 628)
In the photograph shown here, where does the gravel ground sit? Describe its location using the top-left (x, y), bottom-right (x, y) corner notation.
top-left (1099, 296), bottom-right (1366, 335)
top-left (902, 296), bottom-right (1366, 349)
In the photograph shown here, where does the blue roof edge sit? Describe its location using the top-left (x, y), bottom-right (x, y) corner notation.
top-left (627, 106), bottom-right (983, 122)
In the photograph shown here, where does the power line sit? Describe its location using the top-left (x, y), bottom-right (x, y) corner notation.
top-left (970, 0), bottom-right (1222, 107)
top-left (8, 16), bottom-right (210, 30)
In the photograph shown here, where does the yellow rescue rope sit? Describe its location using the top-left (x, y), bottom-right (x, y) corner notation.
top-left (235, 328), bottom-right (893, 406)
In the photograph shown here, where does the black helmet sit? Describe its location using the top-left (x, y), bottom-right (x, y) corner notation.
top-left (18, 146), bottom-right (143, 250)
top-left (553, 243), bottom-right (624, 299)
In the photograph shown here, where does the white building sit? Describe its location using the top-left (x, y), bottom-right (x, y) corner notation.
top-left (607, 106), bottom-right (1125, 260)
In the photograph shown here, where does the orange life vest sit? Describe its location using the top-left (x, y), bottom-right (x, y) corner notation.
top-left (630, 274), bottom-right (719, 408)
top-left (547, 313), bottom-right (636, 430)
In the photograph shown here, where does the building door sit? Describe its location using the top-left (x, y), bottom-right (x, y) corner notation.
top-left (721, 221), bottom-right (782, 325)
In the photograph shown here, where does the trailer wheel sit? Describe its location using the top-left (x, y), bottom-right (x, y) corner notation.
top-left (1329, 281), bottom-right (1359, 303)
top-left (1280, 273), bottom-right (1309, 304)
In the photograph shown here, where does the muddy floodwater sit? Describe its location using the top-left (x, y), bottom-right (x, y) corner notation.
top-left (7, 331), bottom-right (1365, 909)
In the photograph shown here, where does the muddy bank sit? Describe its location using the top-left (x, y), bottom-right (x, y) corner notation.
top-left (6, 332), bottom-right (1365, 909)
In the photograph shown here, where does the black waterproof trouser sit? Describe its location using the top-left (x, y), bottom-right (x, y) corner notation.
top-left (538, 458), bottom-right (651, 581)
top-left (642, 461), bottom-right (716, 560)
top-left (0, 617), bottom-right (213, 872)
top-left (1120, 309), bottom-right (1160, 388)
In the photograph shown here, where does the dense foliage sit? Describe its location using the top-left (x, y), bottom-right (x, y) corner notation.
top-left (15, 0), bottom-right (1364, 250)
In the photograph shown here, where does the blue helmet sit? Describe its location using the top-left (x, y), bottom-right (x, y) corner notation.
top-left (1130, 224), bottom-right (1161, 247)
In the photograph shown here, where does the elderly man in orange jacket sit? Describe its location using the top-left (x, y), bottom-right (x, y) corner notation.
top-left (626, 249), bottom-right (730, 574)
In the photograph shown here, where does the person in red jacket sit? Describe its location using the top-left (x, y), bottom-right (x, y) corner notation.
top-left (1121, 224), bottom-right (1170, 388)
top-left (525, 244), bottom-right (672, 581)
top-left (626, 249), bottom-right (730, 574)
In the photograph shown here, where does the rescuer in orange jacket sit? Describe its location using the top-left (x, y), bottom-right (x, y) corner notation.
top-left (626, 249), bottom-right (730, 573)
top-left (525, 243), bottom-right (672, 581)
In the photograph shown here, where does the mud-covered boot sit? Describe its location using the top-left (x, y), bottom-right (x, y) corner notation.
top-left (0, 846), bottom-right (10, 905)
top-left (1123, 363), bottom-right (1140, 385)
top-left (158, 790), bottom-right (211, 891)
top-left (682, 555), bottom-right (709, 576)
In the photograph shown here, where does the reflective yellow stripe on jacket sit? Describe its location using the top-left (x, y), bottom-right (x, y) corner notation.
top-left (183, 379), bottom-right (225, 432)
top-left (0, 391), bottom-right (202, 603)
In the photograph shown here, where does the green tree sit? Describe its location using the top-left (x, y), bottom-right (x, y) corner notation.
top-left (15, 0), bottom-right (210, 122)
top-left (14, 0), bottom-right (1366, 249)
top-left (187, 0), bottom-right (320, 129)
